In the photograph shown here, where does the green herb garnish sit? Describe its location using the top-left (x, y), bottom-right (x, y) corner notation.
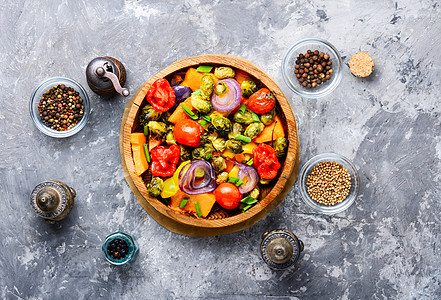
top-left (238, 104), bottom-right (247, 114)
top-left (240, 196), bottom-right (258, 205)
top-left (179, 197), bottom-right (190, 208)
top-left (202, 115), bottom-right (211, 122)
top-left (181, 103), bottom-right (198, 120)
top-left (206, 153), bottom-right (213, 161)
top-left (234, 134), bottom-right (251, 144)
top-left (198, 120), bottom-right (209, 126)
top-left (143, 143), bottom-right (151, 163)
top-left (251, 111), bottom-right (261, 123)
top-left (246, 158), bottom-right (253, 166)
top-left (195, 200), bottom-right (202, 218)
top-left (192, 89), bottom-right (202, 96)
top-left (242, 204), bottom-right (253, 212)
top-left (228, 177), bottom-right (244, 187)
top-left (143, 123), bottom-right (149, 136)
top-left (197, 65), bottom-right (213, 73)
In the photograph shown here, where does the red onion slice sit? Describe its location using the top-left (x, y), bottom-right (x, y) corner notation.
top-left (211, 78), bottom-right (242, 113)
top-left (229, 159), bottom-right (259, 194)
top-left (178, 160), bottom-right (216, 195)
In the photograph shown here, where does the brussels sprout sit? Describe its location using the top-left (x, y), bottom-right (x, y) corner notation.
top-left (260, 108), bottom-right (276, 125)
top-left (200, 75), bottom-right (214, 100)
top-left (180, 145), bottom-right (191, 161)
top-left (228, 123), bottom-right (244, 139)
top-left (190, 94), bottom-right (213, 114)
top-left (147, 177), bottom-right (164, 197)
top-left (148, 121), bottom-right (168, 137)
top-left (274, 137), bottom-right (288, 157)
top-left (233, 108), bottom-right (254, 125)
top-left (260, 178), bottom-right (271, 185)
top-left (216, 172), bottom-right (229, 184)
top-left (244, 123), bottom-right (264, 140)
top-left (214, 81), bottom-right (229, 97)
top-left (160, 110), bottom-right (173, 123)
top-left (211, 112), bottom-right (232, 136)
top-left (249, 187), bottom-right (260, 199)
top-left (212, 138), bottom-right (227, 152)
top-left (192, 144), bottom-right (214, 161)
top-left (214, 66), bottom-right (235, 79)
top-left (207, 132), bottom-right (218, 142)
top-left (226, 139), bottom-right (243, 154)
top-left (165, 130), bottom-right (176, 145)
top-left (211, 156), bottom-right (226, 173)
top-left (241, 80), bottom-right (258, 98)
top-left (139, 104), bottom-right (162, 125)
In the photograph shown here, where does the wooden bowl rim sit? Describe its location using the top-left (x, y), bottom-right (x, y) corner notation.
top-left (121, 54), bottom-right (298, 230)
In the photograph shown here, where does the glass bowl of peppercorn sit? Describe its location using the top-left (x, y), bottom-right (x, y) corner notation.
top-left (298, 153), bottom-right (359, 215)
top-left (281, 38), bottom-right (342, 98)
top-left (29, 77), bottom-right (90, 138)
top-left (102, 231), bottom-right (138, 265)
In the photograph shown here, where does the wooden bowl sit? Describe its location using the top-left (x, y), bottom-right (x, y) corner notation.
top-left (120, 54), bottom-right (299, 236)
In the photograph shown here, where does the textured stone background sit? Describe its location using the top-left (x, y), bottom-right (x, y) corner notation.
top-left (1, 0), bottom-right (440, 299)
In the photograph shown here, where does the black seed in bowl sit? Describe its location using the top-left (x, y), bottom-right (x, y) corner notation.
top-left (107, 239), bottom-right (129, 260)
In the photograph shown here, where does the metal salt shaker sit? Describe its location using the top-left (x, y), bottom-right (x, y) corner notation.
top-left (30, 180), bottom-right (76, 224)
top-left (86, 56), bottom-right (130, 97)
top-left (260, 229), bottom-right (304, 270)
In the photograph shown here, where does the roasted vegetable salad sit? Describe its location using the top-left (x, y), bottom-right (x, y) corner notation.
top-left (130, 65), bottom-right (288, 218)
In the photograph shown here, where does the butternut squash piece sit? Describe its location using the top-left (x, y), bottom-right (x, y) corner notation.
top-left (148, 135), bottom-right (162, 151)
top-left (234, 69), bottom-right (253, 86)
top-left (253, 116), bottom-right (285, 143)
top-left (130, 133), bottom-right (149, 176)
top-left (168, 98), bottom-right (195, 124)
top-left (170, 190), bottom-right (216, 218)
top-left (180, 68), bottom-right (219, 91)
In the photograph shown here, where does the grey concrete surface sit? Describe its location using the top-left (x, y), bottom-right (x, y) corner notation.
top-left (1, 0), bottom-right (440, 299)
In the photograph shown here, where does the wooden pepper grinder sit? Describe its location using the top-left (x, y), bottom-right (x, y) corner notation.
top-left (86, 56), bottom-right (130, 97)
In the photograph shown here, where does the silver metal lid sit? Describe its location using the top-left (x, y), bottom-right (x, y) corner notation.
top-left (30, 181), bottom-right (68, 219)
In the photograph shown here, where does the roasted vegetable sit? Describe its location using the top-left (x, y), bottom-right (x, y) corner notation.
top-left (130, 133), bottom-right (149, 176)
top-left (244, 123), bottom-right (264, 140)
top-left (260, 108), bottom-right (276, 125)
top-left (165, 129), bottom-right (176, 145)
top-left (148, 121), bottom-right (168, 137)
top-left (274, 137), bottom-right (288, 157)
top-left (228, 122), bottom-right (244, 139)
top-left (200, 75), bottom-right (214, 100)
top-left (254, 116), bottom-right (285, 143)
top-left (211, 112), bottom-right (232, 136)
top-left (190, 94), bottom-right (213, 114)
top-left (249, 187), bottom-right (260, 199)
top-left (170, 190), bottom-right (216, 218)
top-left (211, 156), bottom-right (227, 173)
top-left (192, 144), bottom-right (214, 161)
top-left (260, 178), bottom-right (271, 185)
top-left (233, 107), bottom-right (254, 125)
top-left (214, 66), bottom-right (236, 79)
top-left (147, 177), bottom-right (164, 197)
top-left (216, 172), bottom-right (229, 184)
top-left (160, 110), bottom-right (173, 123)
top-left (214, 81), bottom-right (229, 97)
top-left (139, 104), bottom-right (162, 125)
top-left (179, 144), bottom-right (191, 161)
top-left (212, 137), bottom-right (227, 152)
top-left (241, 80), bottom-right (258, 98)
top-left (226, 139), bottom-right (243, 154)
top-left (181, 68), bottom-right (219, 91)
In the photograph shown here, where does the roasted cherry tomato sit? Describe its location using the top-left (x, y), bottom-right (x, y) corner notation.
top-left (150, 144), bottom-right (180, 177)
top-left (146, 78), bottom-right (176, 112)
top-left (247, 88), bottom-right (275, 114)
top-left (173, 119), bottom-right (204, 147)
top-left (215, 182), bottom-right (242, 210)
top-left (252, 143), bottom-right (281, 179)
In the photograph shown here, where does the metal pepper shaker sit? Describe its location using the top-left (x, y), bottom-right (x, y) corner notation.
top-left (260, 229), bottom-right (304, 270)
top-left (86, 56), bottom-right (130, 97)
top-left (30, 180), bottom-right (76, 224)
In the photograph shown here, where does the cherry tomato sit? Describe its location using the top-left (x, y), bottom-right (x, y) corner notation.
top-left (215, 183), bottom-right (242, 210)
top-left (173, 119), bottom-right (204, 147)
top-left (146, 78), bottom-right (175, 112)
top-left (247, 88), bottom-right (275, 114)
